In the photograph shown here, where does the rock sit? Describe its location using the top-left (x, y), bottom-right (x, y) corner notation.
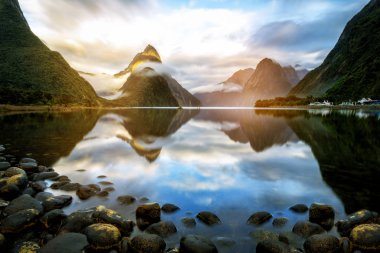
top-left (40, 209), bottom-right (67, 229)
top-left (97, 175), bottom-right (107, 178)
top-left (93, 206), bottom-right (134, 236)
top-left (6, 174), bottom-right (28, 188)
top-left (0, 199), bottom-right (9, 208)
top-left (213, 237), bottom-right (236, 248)
top-left (59, 182), bottom-right (81, 191)
top-left (0, 209), bottom-right (40, 233)
top-left (103, 187), bottom-right (115, 192)
top-left (340, 237), bottom-right (352, 253)
top-left (309, 203), bottom-right (335, 230)
top-left (39, 194), bottom-right (72, 211)
top-left (350, 224), bottom-right (380, 252)
top-left (136, 203), bottom-right (161, 230)
top-left (97, 190), bottom-right (109, 197)
top-left (129, 234), bottom-right (166, 253)
top-left (15, 241), bottom-right (40, 253)
top-left (22, 187), bottom-right (36, 197)
top-left (0, 183), bottom-right (20, 200)
top-left (180, 234), bottom-right (218, 253)
top-left (290, 204), bottom-right (309, 213)
top-left (118, 195), bottom-right (136, 205)
top-left (336, 209), bottom-right (376, 236)
top-left (304, 234), bottom-right (340, 253)
top-left (162, 203), bottom-right (180, 213)
top-left (181, 217), bottom-right (196, 228)
top-left (0, 156), bottom-right (5, 162)
top-left (51, 175), bottom-right (70, 182)
top-left (61, 209), bottom-right (96, 233)
top-left (4, 167), bottom-right (26, 177)
top-left (50, 181), bottom-right (70, 189)
top-left (0, 233), bottom-right (5, 247)
top-left (292, 221), bottom-right (325, 238)
top-left (3, 194), bottom-right (44, 216)
top-left (278, 232), bottom-right (304, 249)
top-left (98, 181), bottom-right (113, 185)
top-left (20, 158), bottom-right (37, 164)
top-left (145, 221), bottom-right (177, 237)
top-left (120, 237), bottom-right (130, 253)
top-left (250, 230), bottom-right (279, 242)
top-left (19, 162), bottom-right (38, 171)
top-left (76, 185), bottom-right (98, 200)
top-left (33, 172), bottom-right (59, 181)
top-left (272, 217), bottom-right (288, 227)
top-left (31, 180), bottom-right (47, 192)
top-left (0, 162), bottom-right (11, 171)
top-left (196, 211), bottom-right (221, 226)
top-left (40, 233), bottom-right (89, 253)
top-left (256, 240), bottom-right (290, 253)
top-left (247, 211), bottom-right (272, 225)
top-left (84, 223), bottom-right (121, 250)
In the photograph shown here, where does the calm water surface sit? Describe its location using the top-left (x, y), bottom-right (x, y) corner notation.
top-left (0, 108), bottom-right (379, 252)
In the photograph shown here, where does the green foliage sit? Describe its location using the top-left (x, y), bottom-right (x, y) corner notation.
top-left (255, 96), bottom-right (314, 107)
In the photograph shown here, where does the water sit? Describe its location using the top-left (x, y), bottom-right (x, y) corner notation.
top-left (0, 108), bottom-right (379, 251)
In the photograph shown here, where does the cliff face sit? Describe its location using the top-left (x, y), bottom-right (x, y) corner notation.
top-left (0, 0), bottom-right (101, 106)
top-left (290, 0), bottom-right (380, 100)
top-left (223, 68), bottom-right (255, 87)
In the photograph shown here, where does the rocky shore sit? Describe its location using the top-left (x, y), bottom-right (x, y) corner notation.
top-left (0, 146), bottom-right (379, 253)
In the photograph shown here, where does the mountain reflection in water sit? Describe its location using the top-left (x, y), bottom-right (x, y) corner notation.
top-left (0, 108), bottom-right (379, 251)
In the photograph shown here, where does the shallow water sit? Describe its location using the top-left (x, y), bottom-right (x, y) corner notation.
top-left (0, 108), bottom-right (379, 251)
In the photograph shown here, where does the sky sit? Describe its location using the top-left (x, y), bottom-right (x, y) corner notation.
top-left (19, 0), bottom-right (369, 93)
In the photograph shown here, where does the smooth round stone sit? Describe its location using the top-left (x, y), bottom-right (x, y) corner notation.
top-left (31, 181), bottom-right (47, 192)
top-left (50, 181), bottom-right (70, 189)
top-left (350, 224), bottom-right (380, 252)
top-left (181, 217), bottom-right (196, 228)
top-left (20, 158), bottom-right (37, 164)
top-left (92, 206), bottom-right (134, 236)
top-left (256, 240), bottom-right (290, 253)
top-left (250, 230), bottom-right (279, 242)
top-left (136, 203), bottom-right (161, 229)
top-left (145, 221), bottom-right (177, 238)
top-left (85, 223), bottom-right (121, 250)
top-left (309, 203), bottom-right (335, 230)
top-left (19, 162), bottom-right (38, 171)
top-left (0, 208), bottom-right (40, 233)
top-left (272, 217), bottom-right (288, 227)
top-left (60, 209), bottom-right (96, 233)
top-left (59, 182), bottom-right (81, 191)
top-left (76, 185), bottom-right (98, 200)
top-left (247, 211), bottom-right (273, 225)
top-left (129, 234), bottom-right (166, 253)
top-left (162, 203), bottom-right (180, 213)
top-left (0, 183), bottom-right (21, 200)
top-left (42, 195), bottom-right (72, 211)
top-left (336, 209), bottom-right (376, 236)
top-left (4, 194), bottom-right (44, 216)
top-left (180, 235), bottom-right (218, 253)
top-left (292, 221), bottom-right (325, 238)
top-left (279, 232), bottom-right (304, 249)
top-left (15, 241), bottom-right (40, 253)
top-left (290, 204), bottom-right (309, 213)
top-left (33, 172), bottom-right (59, 181)
top-left (40, 233), bottom-right (89, 253)
top-left (4, 167), bottom-right (26, 177)
top-left (117, 195), bottom-right (136, 205)
top-left (40, 209), bottom-right (67, 229)
top-left (6, 174), bottom-right (28, 188)
top-left (196, 211), bottom-right (221, 226)
top-left (0, 162), bottom-right (11, 171)
top-left (304, 234), bottom-right (340, 253)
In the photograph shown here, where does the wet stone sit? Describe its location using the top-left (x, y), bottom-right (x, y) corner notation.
top-left (309, 203), bottom-right (335, 230)
top-left (6, 174), bottom-right (28, 188)
top-left (40, 209), bottom-right (67, 229)
top-left (162, 203), bottom-right (180, 213)
top-left (250, 230), bottom-right (279, 242)
top-left (350, 224), bottom-right (380, 252)
top-left (19, 162), bottom-right (38, 171)
top-left (104, 186), bottom-right (115, 192)
top-left (93, 206), bottom-right (135, 235)
top-left (76, 185), bottom-right (99, 200)
top-left (136, 203), bottom-right (161, 230)
top-left (129, 234), bottom-right (166, 253)
top-left (117, 195), bottom-right (136, 205)
top-left (40, 232), bottom-right (89, 253)
top-left (36, 192), bottom-right (73, 211)
top-left (85, 223), bottom-right (121, 251)
top-left (4, 194), bottom-right (44, 216)
top-left (290, 204), bottom-right (309, 213)
top-left (182, 217), bottom-right (196, 228)
top-left (33, 171), bottom-right (59, 181)
top-left (0, 183), bottom-right (21, 200)
top-left (247, 211), bottom-right (273, 225)
top-left (15, 241), bottom-right (40, 253)
top-left (59, 182), bottom-right (81, 191)
top-left (304, 234), bottom-right (340, 253)
top-left (97, 175), bottom-right (107, 178)
top-left (60, 209), bottom-right (96, 233)
top-left (50, 181), bottom-right (70, 189)
top-left (0, 162), bottom-right (11, 171)
top-left (256, 240), bottom-right (290, 253)
top-left (4, 167), bottom-right (26, 177)
top-left (51, 175), bottom-right (70, 182)
top-left (196, 211), bottom-right (221, 226)
top-left (292, 221), bottom-right (325, 238)
top-left (279, 232), bottom-right (304, 249)
top-left (22, 187), bottom-right (36, 197)
top-left (145, 221), bottom-right (177, 238)
top-left (272, 217), bottom-right (288, 227)
top-left (31, 180), bottom-right (47, 192)
top-left (0, 208), bottom-right (40, 233)
top-left (336, 209), bottom-right (376, 236)
top-left (97, 190), bottom-right (109, 197)
top-left (98, 181), bottom-right (113, 185)
top-left (340, 237), bottom-right (352, 253)
top-left (180, 234), bottom-right (218, 253)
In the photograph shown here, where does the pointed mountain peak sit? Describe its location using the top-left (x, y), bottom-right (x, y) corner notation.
top-left (114, 44), bottom-right (162, 77)
top-left (257, 58), bottom-right (280, 68)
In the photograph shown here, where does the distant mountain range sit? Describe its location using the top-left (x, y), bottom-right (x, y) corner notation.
top-left (290, 0), bottom-right (380, 101)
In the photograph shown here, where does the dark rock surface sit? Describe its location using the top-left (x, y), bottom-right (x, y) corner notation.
top-left (180, 234), bottom-right (218, 253)
top-left (196, 211), bottom-right (221, 226)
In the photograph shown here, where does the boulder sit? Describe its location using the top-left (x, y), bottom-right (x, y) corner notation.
top-left (117, 195), bottom-right (136, 205)
top-left (247, 211), bottom-right (272, 225)
top-left (136, 203), bottom-right (161, 230)
top-left (256, 240), bottom-right (290, 253)
top-left (304, 234), bottom-right (340, 253)
top-left (162, 203), bottom-right (180, 213)
top-left (196, 211), bottom-right (221, 226)
top-left (181, 217), bottom-right (196, 228)
top-left (0, 209), bottom-right (40, 233)
top-left (3, 194), bottom-right (43, 216)
top-left (292, 221), bottom-right (325, 238)
top-left (179, 234), bottom-right (218, 253)
top-left (60, 209), bottom-right (96, 233)
top-left (40, 209), bottom-right (67, 229)
top-left (84, 223), bottom-right (121, 250)
top-left (145, 221), bottom-right (177, 237)
top-left (6, 174), bottom-right (28, 188)
top-left (40, 233), bottom-right (89, 253)
top-left (38, 193), bottom-right (72, 211)
top-left (93, 206), bottom-right (134, 236)
top-left (336, 210), bottom-right (376, 236)
top-left (350, 224), bottom-right (380, 252)
top-left (129, 234), bottom-right (166, 253)
top-left (309, 203), bottom-right (335, 230)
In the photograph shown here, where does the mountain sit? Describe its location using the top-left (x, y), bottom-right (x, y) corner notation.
top-left (290, 0), bottom-right (380, 100)
top-left (115, 46), bottom-right (200, 107)
top-left (223, 68), bottom-right (255, 87)
top-left (244, 58), bottom-right (299, 101)
top-left (0, 0), bottom-right (101, 106)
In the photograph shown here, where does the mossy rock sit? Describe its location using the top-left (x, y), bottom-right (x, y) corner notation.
top-left (0, 208), bottom-right (39, 233)
top-left (15, 241), bottom-right (40, 253)
top-left (84, 223), bottom-right (121, 250)
top-left (350, 224), bottom-right (380, 252)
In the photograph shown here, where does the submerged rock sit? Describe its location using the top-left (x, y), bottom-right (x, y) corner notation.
top-left (303, 234), bottom-right (340, 253)
top-left (117, 195), bottom-right (136, 205)
top-left (60, 209), bottom-right (96, 233)
top-left (0, 183), bottom-right (21, 200)
top-left (145, 221), bottom-right (177, 238)
top-left (181, 217), bottom-right (196, 228)
top-left (247, 211), bottom-right (273, 225)
top-left (256, 240), bottom-right (290, 253)
top-left (33, 171), bottom-right (59, 181)
top-left (350, 224), bottom-right (380, 252)
top-left (180, 234), bottom-right (218, 253)
top-left (309, 203), bottom-right (335, 230)
top-left (292, 221), bottom-right (325, 238)
top-left (290, 204), bottom-right (309, 213)
top-left (250, 230), bottom-right (279, 242)
top-left (162, 203), bottom-right (180, 213)
top-left (59, 183), bottom-right (81, 191)
top-left (272, 217), bottom-right (288, 227)
top-left (85, 223), bottom-right (121, 250)
top-left (76, 185), bottom-right (99, 200)
top-left (40, 209), bottom-right (67, 229)
top-left (36, 192), bottom-right (72, 211)
top-left (278, 232), bottom-right (304, 249)
top-left (129, 234), bottom-right (166, 253)
top-left (40, 232), bottom-right (89, 253)
top-left (136, 203), bottom-right (161, 230)
top-left (196, 211), bottom-right (221, 226)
